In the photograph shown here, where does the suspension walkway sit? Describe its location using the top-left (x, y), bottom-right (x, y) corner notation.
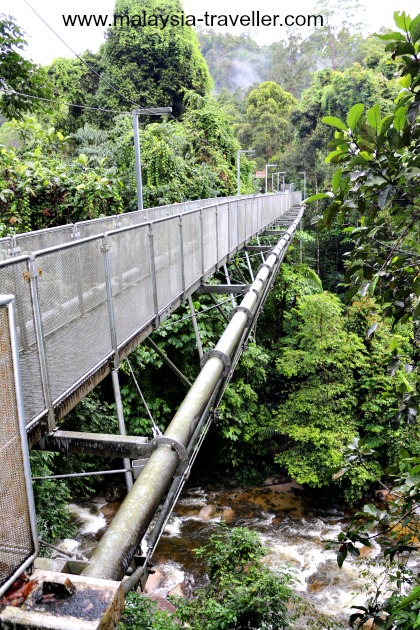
top-left (0, 191), bottom-right (303, 629)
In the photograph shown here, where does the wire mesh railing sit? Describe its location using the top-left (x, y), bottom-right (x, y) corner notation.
top-left (0, 296), bottom-right (38, 597)
top-left (0, 192), bottom-right (298, 432)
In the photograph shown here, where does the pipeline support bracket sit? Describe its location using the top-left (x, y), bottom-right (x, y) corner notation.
top-left (151, 437), bottom-right (189, 475)
top-left (200, 349), bottom-right (231, 377)
top-left (257, 262), bottom-right (274, 275)
top-left (230, 305), bottom-right (253, 326)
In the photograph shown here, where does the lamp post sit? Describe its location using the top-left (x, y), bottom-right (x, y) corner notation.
top-left (299, 171), bottom-right (307, 200)
top-left (237, 150), bottom-right (255, 196)
top-left (276, 171), bottom-right (286, 192)
top-left (265, 163), bottom-right (277, 194)
top-left (298, 171), bottom-right (306, 264)
top-left (132, 107), bottom-right (172, 211)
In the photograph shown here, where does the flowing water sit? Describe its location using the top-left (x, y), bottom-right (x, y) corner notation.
top-left (65, 482), bottom-right (409, 628)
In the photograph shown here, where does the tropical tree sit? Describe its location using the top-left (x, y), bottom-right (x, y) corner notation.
top-left (0, 14), bottom-right (51, 119)
top-left (236, 81), bottom-right (297, 164)
top-left (93, 0), bottom-right (212, 122)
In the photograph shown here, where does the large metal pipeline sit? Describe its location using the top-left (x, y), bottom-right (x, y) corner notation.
top-left (81, 207), bottom-right (303, 582)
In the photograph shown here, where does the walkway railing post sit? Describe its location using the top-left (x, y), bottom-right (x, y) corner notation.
top-left (178, 214), bottom-right (186, 294)
top-left (215, 205), bottom-right (219, 266)
top-left (188, 295), bottom-right (203, 360)
top-left (148, 224), bottom-right (160, 328)
top-left (103, 234), bottom-right (133, 492)
top-left (29, 256), bottom-right (56, 433)
top-left (199, 208), bottom-right (205, 276)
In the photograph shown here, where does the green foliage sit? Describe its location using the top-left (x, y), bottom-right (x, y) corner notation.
top-left (272, 292), bottom-right (368, 494)
top-left (268, 34), bottom-right (313, 98)
top-left (0, 14), bottom-right (51, 119)
top-left (236, 81), bottom-right (297, 165)
top-left (0, 117), bottom-right (123, 231)
top-left (267, 291), bottom-right (415, 503)
top-left (309, 12), bottom-right (420, 624)
top-left (218, 343), bottom-right (271, 466)
top-left (312, 11), bottom-right (420, 338)
top-left (118, 527), bottom-right (295, 629)
top-left (93, 0), bottom-right (212, 122)
top-left (29, 451), bottom-right (76, 542)
top-left (172, 525), bottom-right (295, 629)
top-left (117, 592), bottom-right (180, 629)
top-left (46, 53), bottom-right (101, 133)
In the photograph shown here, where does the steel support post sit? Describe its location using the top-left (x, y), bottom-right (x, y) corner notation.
top-left (148, 225), bottom-right (159, 327)
top-left (132, 111), bottom-right (144, 212)
top-left (207, 293), bottom-right (230, 324)
top-left (75, 246), bottom-right (86, 316)
top-left (111, 369), bottom-right (133, 491)
top-left (215, 207), bottom-right (219, 264)
top-left (103, 235), bottom-right (133, 492)
top-left (146, 338), bottom-right (192, 389)
top-left (234, 261), bottom-right (249, 286)
top-left (245, 251), bottom-right (255, 281)
top-left (178, 216), bottom-right (185, 294)
top-left (256, 237), bottom-right (265, 263)
top-left (199, 209), bottom-right (205, 276)
top-left (12, 264), bottom-right (29, 351)
top-left (188, 295), bottom-right (203, 360)
top-left (29, 257), bottom-right (55, 433)
top-left (223, 263), bottom-right (236, 308)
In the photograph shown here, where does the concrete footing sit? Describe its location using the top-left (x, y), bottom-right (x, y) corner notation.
top-left (0, 568), bottom-right (124, 630)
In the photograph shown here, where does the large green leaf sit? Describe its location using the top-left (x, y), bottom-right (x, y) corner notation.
top-left (409, 13), bottom-right (420, 43)
top-left (394, 106), bottom-right (408, 132)
top-left (325, 149), bottom-right (345, 163)
top-left (321, 116), bottom-right (348, 131)
top-left (374, 31), bottom-right (405, 40)
top-left (347, 104), bottom-right (364, 131)
top-left (393, 11), bottom-right (411, 31)
top-left (304, 192), bottom-right (334, 203)
top-left (331, 167), bottom-right (342, 194)
top-left (366, 104), bottom-right (381, 133)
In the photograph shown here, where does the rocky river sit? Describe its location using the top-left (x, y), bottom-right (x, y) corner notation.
top-left (64, 480), bottom-right (403, 628)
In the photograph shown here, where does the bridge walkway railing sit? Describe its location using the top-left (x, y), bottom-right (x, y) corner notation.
top-left (0, 192), bottom-right (299, 441)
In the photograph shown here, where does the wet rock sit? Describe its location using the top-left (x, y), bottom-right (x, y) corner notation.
top-left (168, 583), bottom-right (184, 598)
top-left (359, 545), bottom-right (372, 558)
top-left (221, 508), bottom-right (235, 523)
top-left (148, 593), bottom-right (177, 613)
top-left (144, 568), bottom-right (163, 593)
top-left (307, 574), bottom-right (328, 592)
top-left (198, 504), bottom-right (217, 520)
top-left (53, 538), bottom-right (80, 557)
top-left (105, 480), bottom-right (126, 503)
top-left (100, 501), bottom-right (121, 523)
top-left (263, 477), bottom-right (277, 486)
top-left (375, 489), bottom-right (390, 502)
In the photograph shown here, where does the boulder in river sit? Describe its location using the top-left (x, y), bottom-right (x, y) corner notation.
top-left (100, 500), bottom-right (121, 523)
top-left (198, 504), bottom-right (217, 520)
top-left (168, 583), bottom-right (184, 598)
top-left (148, 593), bottom-right (177, 613)
top-left (221, 507), bottom-right (235, 523)
top-left (144, 568), bottom-right (164, 593)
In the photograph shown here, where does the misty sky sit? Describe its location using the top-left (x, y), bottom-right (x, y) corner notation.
top-left (2, 0), bottom-right (419, 65)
